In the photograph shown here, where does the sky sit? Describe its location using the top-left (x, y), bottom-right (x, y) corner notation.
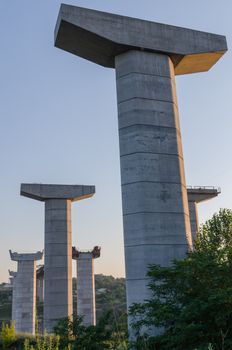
top-left (0, 0), bottom-right (231, 282)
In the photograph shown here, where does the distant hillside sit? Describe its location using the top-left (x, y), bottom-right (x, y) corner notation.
top-left (0, 285), bottom-right (12, 324)
top-left (0, 275), bottom-right (126, 324)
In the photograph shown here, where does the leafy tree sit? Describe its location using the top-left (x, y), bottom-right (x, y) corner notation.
top-left (130, 209), bottom-right (232, 350)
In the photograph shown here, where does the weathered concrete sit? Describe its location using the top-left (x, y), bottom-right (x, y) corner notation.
top-left (54, 5), bottom-right (227, 336)
top-left (73, 246), bottom-right (100, 326)
top-left (8, 270), bottom-right (17, 324)
top-left (9, 250), bottom-right (43, 334)
top-left (20, 183), bottom-right (95, 333)
top-left (36, 265), bottom-right (44, 303)
top-left (187, 186), bottom-right (221, 244)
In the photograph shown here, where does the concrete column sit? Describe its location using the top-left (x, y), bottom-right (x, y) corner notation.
top-left (188, 201), bottom-right (199, 243)
top-left (54, 4), bottom-right (227, 337)
top-left (187, 186), bottom-right (221, 244)
top-left (20, 183), bottom-right (95, 333)
top-left (73, 246), bottom-right (100, 326)
top-left (9, 251), bottom-right (43, 334)
top-left (8, 270), bottom-right (17, 324)
top-left (115, 51), bottom-right (192, 326)
top-left (36, 266), bottom-right (44, 302)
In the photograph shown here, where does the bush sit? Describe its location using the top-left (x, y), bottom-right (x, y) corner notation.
top-left (0, 322), bottom-right (16, 349)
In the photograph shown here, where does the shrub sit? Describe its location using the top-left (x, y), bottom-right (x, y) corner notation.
top-left (0, 321), bottom-right (16, 348)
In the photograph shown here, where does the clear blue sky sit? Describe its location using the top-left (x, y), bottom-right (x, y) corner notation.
top-left (0, 0), bottom-right (231, 282)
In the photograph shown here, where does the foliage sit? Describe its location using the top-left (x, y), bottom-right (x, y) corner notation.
top-left (130, 209), bottom-right (232, 350)
top-left (0, 321), bottom-right (16, 348)
top-left (54, 312), bottom-right (128, 350)
top-left (0, 288), bottom-right (12, 324)
top-left (23, 335), bottom-right (60, 350)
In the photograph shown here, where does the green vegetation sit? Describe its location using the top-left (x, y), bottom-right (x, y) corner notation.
top-left (0, 322), bottom-right (16, 349)
top-left (53, 313), bottom-right (127, 349)
top-left (130, 209), bottom-right (232, 350)
top-left (0, 288), bottom-right (12, 324)
top-left (24, 335), bottom-right (60, 350)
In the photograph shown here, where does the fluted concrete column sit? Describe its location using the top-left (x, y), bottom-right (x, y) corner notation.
top-left (20, 183), bottom-right (95, 333)
top-left (73, 246), bottom-right (100, 326)
top-left (9, 251), bottom-right (43, 334)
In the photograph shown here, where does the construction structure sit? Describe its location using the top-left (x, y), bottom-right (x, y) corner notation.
top-left (54, 5), bottom-right (227, 335)
top-left (20, 183), bottom-right (95, 333)
top-left (9, 250), bottom-right (43, 334)
top-left (8, 270), bottom-right (17, 324)
top-left (187, 186), bottom-right (221, 243)
top-left (36, 265), bottom-right (44, 303)
top-left (73, 246), bottom-right (101, 326)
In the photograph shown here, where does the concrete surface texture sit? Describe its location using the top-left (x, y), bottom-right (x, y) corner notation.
top-left (54, 5), bottom-right (227, 336)
top-left (9, 250), bottom-right (43, 334)
top-left (20, 183), bottom-right (95, 333)
top-left (73, 246), bottom-right (100, 326)
top-left (187, 186), bottom-right (221, 244)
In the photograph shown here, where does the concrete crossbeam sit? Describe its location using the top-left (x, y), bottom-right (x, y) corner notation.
top-left (73, 246), bottom-right (100, 326)
top-left (55, 5), bottom-right (227, 74)
top-left (21, 183), bottom-right (95, 201)
top-left (20, 183), bottom-right (95, 333)
top-left (9, 251), bottom-right (43, 334)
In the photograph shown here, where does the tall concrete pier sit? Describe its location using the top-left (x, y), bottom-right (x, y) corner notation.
top-left (54, 5), bottom-right (227, 334)
top-left (187, 186), bottom-right (221, 243)
top-left (20, 183), bottom-right (95, 333)
top-left (36, 265), bottom-right (44, 303)
top-left (9, 250), bottom-right (43, 334)
top-left (8, 270), bottom-right (17, 324)
top-left (73, 246), bottom-right (100, 326)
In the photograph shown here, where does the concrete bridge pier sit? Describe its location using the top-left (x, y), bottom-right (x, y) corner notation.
top-left (187, 186), bottom-right (221, 244)
top-left (20, 183), bottom-right (95, 333)
top-left (8, 270), bottom-right (17, 324)
top-left (9, 250), bottom-right (43, 334)
top-left (54, 4), bottom-right (227, 336)
top-left (73, 246), bottom-right (100, 326)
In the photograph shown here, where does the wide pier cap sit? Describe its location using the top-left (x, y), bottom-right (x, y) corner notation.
top-left (55, 4), bottom-right (227, 74)
top-left (20, 183), bottom-right (95, 202)
top-left (9, 250), bottom-right (43, 261)
top-left (187, 186), bottom-right (221, 203)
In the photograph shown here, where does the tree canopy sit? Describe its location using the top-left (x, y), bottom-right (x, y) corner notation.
top-left (130, 209), bottom-right (232, 350)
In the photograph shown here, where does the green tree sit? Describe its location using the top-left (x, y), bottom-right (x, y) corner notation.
top-left (130, 209), bottom-right (232, 350)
